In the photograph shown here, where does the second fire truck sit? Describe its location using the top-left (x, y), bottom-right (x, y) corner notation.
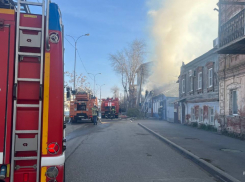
top-left (101, 98), bottom-right (120, 119)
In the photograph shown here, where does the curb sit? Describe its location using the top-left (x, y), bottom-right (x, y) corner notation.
top-left (138, 123), bottom-right (241, 182)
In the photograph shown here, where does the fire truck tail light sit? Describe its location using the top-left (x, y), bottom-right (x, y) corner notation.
top-left (46, 166), bottom-right (59, 179)
top-left (23, 173), bottom-right (29, 182)
top-left (47, 143), bottom-right (60, 154)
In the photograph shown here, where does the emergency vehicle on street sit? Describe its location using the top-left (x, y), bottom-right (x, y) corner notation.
top-left (101, 98), bottom-right (120, 119)
top-left (69, 92), bottom-right (98, 123)
top-left (0, 0), bottom-right (65, 181)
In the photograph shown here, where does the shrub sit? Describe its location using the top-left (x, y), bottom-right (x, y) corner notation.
top-left (207, 125), bottom-right (217, 132)
top-left (126, 108), bottom-right (141, 118)
top-left (191, 122), bottom-right (198, 127)
top-left (199, 123), bottom-right (207, 130)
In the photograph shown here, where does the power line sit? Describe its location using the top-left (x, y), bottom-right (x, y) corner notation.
top-left (64, 37), bottom-right (93, 80)
top-left (64, 37), bottom-right (75, 48)
top-left (77, 51), bottom-right (93, 80)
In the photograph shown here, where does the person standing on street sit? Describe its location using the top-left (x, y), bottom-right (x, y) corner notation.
top-left (92, 104), bottom-right (98, 125)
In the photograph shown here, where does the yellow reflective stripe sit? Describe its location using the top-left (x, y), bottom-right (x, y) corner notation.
top-left (6, 164), bottom-right (10, 177)
top-left (42, 53), bottom-right (50, 155)
top-left (23, 14), bottom-right (37, 18)
top-left (41, 167), bottom-right (47, 182)
top-left (0, 8), bottom-right (14, 15)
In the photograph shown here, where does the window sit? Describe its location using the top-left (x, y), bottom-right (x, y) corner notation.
top-left (209, 107), bottom-right (214, 123)
top-left (190, 77), bottom-right (193, 91)
top-left (232, 90), bottom-right (238, 115)
top-left (208, 68), bottom-right (213, 87)
top-left (191, 108), bottom-right (195, 121)
top-left (182, 79), bottom-right (185, 93)
top-left (199, 108), bottom-right (203, 122)
top-left (198, 72), bottom-right (202, 89)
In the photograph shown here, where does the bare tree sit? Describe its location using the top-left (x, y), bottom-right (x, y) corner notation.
top-left (111, 85), bottom-right (120, 98)
top-left (65, 71), bottom-right (92, 93)
top-left (109, 39), bottom-right (146, 108)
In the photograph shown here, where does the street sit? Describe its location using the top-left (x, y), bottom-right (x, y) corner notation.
top-left (65, 119), bottom-right (217, 182)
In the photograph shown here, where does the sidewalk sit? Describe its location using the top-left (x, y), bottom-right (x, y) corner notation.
top-left (139, 120), bottom-right (245, 182)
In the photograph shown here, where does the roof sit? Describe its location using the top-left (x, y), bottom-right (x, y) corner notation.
top-left (136, 61), bottom-right (153, 73)
top-left (152, 83), bottom-right (179, 98)
top-left (183, 48), bottom-right (217, 68)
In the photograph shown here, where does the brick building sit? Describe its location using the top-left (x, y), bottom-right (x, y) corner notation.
top-left (218, 0), bottom-right (245, 134)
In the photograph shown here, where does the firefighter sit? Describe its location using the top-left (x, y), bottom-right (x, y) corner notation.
top-left (92, 104), bottom-right (98, 125)
top-left (111, 107), bottom-right (115, 119)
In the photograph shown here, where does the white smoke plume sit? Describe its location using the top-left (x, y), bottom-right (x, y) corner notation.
top-left (147, 0), bottom-right (218, 89)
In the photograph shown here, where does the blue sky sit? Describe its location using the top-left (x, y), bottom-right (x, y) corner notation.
top-left (48, 0), bottom-right (153, 98)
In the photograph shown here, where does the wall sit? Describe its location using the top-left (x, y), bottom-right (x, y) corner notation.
top-left (218, 4), bottom-right (245, 134)
top-left (187, 102), bottom-right (219, 128)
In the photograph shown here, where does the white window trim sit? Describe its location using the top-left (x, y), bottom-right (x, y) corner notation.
top-left (198, 72), bottom-right (202, 89)
top-left (209, 107), bottom-right (214, 123)
top-left (182, 79), bottom-right (185, 93)
top-left (208, 68), bottom-right (213, 88)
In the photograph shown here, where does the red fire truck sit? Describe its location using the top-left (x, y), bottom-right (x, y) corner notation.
top-left (69, 92), bottom-right (98, 123)
top-left (101, 98), bottom-right (120, 119)
top-left (0, 1), bottom-right (65, 182)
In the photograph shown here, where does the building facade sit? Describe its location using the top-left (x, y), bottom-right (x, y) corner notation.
top-left (218, 1), bottom-right (245, 134)
top-left (178, 48), bottom-right (220, 128)
top-left (142, 83), bottom-right (178, 121)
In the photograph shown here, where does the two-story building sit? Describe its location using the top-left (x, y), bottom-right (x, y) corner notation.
top-left (217, 1), bottom-right (245, 134)
top-left (178, 47), bottom-right (220, 128)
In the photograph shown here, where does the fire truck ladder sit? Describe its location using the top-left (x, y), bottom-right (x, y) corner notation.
top-left (10, 1), bottom-right (45, 182)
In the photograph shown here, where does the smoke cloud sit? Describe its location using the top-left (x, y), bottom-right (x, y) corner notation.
top-left (147, 0), bottom-right (218, 89)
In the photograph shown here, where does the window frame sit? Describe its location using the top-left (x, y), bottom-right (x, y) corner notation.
top-left (199, 107), bottom-right (203, 122)
top-left (182, 79), bottom-right (185, 93)
top-left (209, 107), bottom-right (214, 123)
top-left (232, 90), bottom-right (238, 115)
top-left (198, 72), bottom-right (202, 89)
top-left (191, 108), bottom-right (195, 121)
top-left (208, 68), bottom-right (213, 87)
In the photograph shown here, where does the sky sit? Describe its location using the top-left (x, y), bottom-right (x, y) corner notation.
top-left (48, 0), bottom-right (153, 99)
top-left (29, 0), bottom-right (218, 99)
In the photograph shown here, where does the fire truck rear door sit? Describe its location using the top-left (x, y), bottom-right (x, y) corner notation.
top-left (0, 24), bottom-right (11, 164)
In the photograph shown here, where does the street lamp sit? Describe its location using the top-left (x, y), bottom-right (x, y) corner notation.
top-left (97, 84), bottom-right (105, 102)
top-left (88, 73), bottom-right (101, 97)
top-left (66, 33), bottom-right (89, 91)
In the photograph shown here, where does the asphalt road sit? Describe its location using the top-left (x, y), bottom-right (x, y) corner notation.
top-left (138, 120), bottom-right (245, 182)
top-left (65, 119), bottom-right (216, 182)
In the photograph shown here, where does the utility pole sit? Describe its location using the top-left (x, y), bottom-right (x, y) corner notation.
top-left (66, 33), bottom-right (89, 91)
top-left (97, 84), bottom-right (105, 102)
top-left (88, 73), bottom-right (101, 97)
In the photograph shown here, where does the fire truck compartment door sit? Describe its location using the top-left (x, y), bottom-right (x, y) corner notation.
top-left (19, 30), bottom-right (41, 48)
top-left (0, 25), bottom-right (10, 164)
top-left (15, 135), bottom-right (38, 151)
